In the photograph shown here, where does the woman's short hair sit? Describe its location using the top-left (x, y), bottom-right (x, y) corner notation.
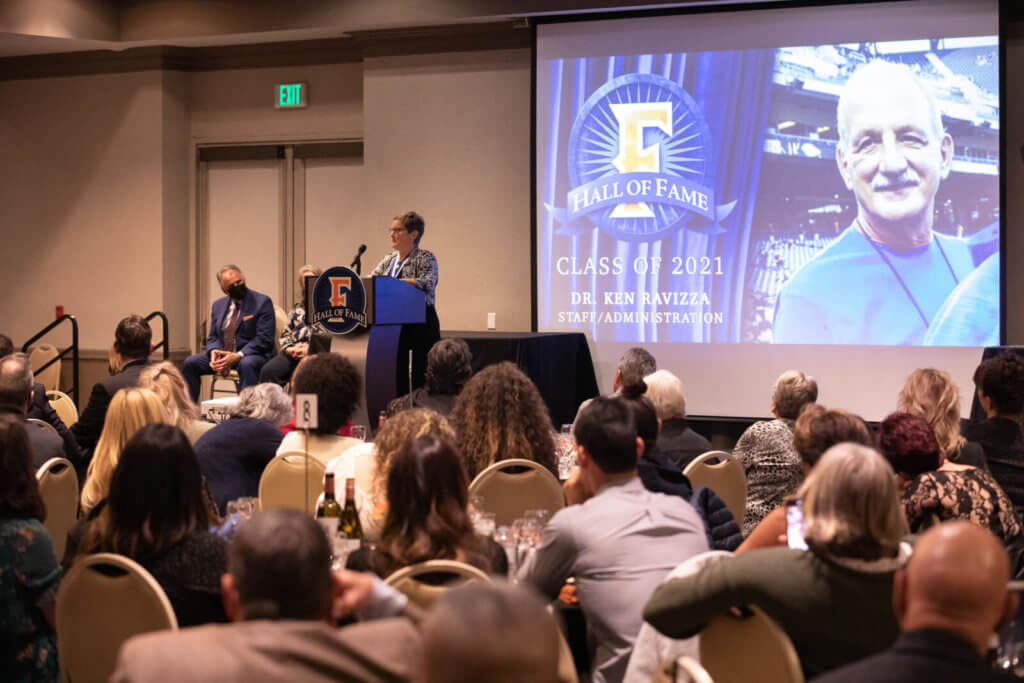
top-left (974, 352), bottom-right (1024, 417)
top-left (232, 383), bottom-right (293, 427)
top-left (643, 369), bottom-right (687, 421)
top-left (792, 403), bottom-right (873, 469)
top-left (373, 408), bottom-right (455, 497)
top-left (81, 387), bottom-right (167, 511)
top-left (798, 443), bottom-right (903, 561)
top-left (0, 414), bottom-right (45, 521)
top-left (772, 370), bottom-right (818, 420)
top-left (897, 368), bottom-right (965, 458)
top-left (450, 362), bottom-right (556, 480)
top-left (291, 353), bottom-right (361, 434)
top-left (425, 339), bottom-right (473, 395)
top-left (877, 412), bottom-right (942, 477)
top-left (395, 211), bottom-right (426, 244)
top-left (139, 362), bottom-right (199, 429)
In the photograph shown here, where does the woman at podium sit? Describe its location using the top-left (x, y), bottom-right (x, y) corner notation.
top-left (370, 211), bottom-right (441, 393)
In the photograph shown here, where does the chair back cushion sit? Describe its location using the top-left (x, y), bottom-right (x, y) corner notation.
top-left (47, 389), bottom-right (79, 427)
top-left (259, 451), bottom-right (327, 514)
top-left (36, 457), bottom-right (79, 561)
top-left (384, 559), bottom-right (490, 609)
top-left (29, 344), bottom-right (61, 392)
top-left (683, 451), bottom-right (747, 523)
top-left (699, 605), bottom-right (804, 683)
top-left (468, 459), bottom-right (565, 527)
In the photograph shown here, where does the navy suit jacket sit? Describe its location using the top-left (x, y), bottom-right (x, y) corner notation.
top-left (205, 290), bottom-right (275, 360)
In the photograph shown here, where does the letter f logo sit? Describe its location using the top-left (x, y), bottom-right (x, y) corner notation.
top-left (329, 277), bottom-right (351, 307)
top-left (610, 102), bottom-right (673, 218)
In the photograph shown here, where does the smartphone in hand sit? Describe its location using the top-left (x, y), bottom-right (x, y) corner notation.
top-left (786, 500), bottom-right (808, 551)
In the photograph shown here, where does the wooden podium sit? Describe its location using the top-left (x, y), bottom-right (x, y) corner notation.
top-left (310, 276), bottom-right (425, 430)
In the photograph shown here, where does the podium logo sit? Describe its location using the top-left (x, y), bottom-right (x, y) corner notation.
top-left (312, 266), bottom-right (367, 335)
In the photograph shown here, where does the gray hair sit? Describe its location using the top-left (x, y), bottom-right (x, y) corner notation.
top-left (0, 352), bottom-right (34, 409)
top-left (232, 383), bottom-right (292, 426)
top-left (837, 60), bottom-right (945, 149)
top-left (618, 347), bottom-right (657, 387)
top-left (772, 370), bottom-right (818, 420)
top-left (644, 369), bottom-right (686, 420)
top-left (217, 264), bottom-right (243, 284)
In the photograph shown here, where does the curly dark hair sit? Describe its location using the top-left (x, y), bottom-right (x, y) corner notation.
top-left (425, 339), bottom-right (473, 395)
top-left (793, 403), bottom-right (874, 469)
top-left (877, 412), bottom-right (942, 477)
top-left (0, 414), bottom-right (46, 521)
top-left (450, 362), bottom-right (556, 480)
top-left (974, 352), bottom-right (1024, 417)
top-left (292, 352), bottom-right (362, 434)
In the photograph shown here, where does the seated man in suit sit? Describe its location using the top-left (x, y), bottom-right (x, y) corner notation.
top-left (70, 315), bottom-right (152, 462)
top-left (111, 508), bottom-right (423, 683)
top-left (183, 264), bottom-right (276, 402)
top-left (0, 352), bottom-right (64, 469)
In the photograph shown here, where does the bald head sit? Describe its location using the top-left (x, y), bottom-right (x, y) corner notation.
top-left (896, 522), bottom-right (1016, 653)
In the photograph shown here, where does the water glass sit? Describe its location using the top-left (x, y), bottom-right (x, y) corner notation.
top-left (350, 425), bottom-right (367, 441)
top-left (474, 512), bottom-right (496, 538)
top-left (494, 525), bottom-right (518, 575)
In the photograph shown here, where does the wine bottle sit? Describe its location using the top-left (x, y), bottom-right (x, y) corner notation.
top-left (316, 472), bottom-right (342, 540)
top-left (339, 477), bottom-right (363, 554)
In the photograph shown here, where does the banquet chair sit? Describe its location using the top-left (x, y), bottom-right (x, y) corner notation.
top-left (652, 656), bottom-right (714, 683)
top-left (27, 417), bottom-right (60, 437)
top-left (46, 389), bottom-right (79, 427)
top-left (57, 553), bottom-right (178, 683)
top-left (258, 451), bottom-right (326, 514)
top-left (698, 605), bottom-right (803, 683)
top-left (29, 343), bottom-right (61, 392)
top-left (384, 559), bottom-right (491, 609)
top-left (35, 457), bottom-right (78, 561)
top-left (683, 451), bottom-right (746, 523)
top-left (468, 458), bottom-right (565, 527)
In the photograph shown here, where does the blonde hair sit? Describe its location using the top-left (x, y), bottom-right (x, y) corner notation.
top-left (772, 370), bottom-right (818, 420)
top-left (373, 409), bottom-right (455, 499)
top-left (799, 443), bottom-right (904, 561)
top-left (81, 387), bottom-right (167, 511)
top-left (139, 362), bottom-right (198, 430)
top-left (643, 369), bottom-right (686, 420)
top-left (897, 368), bottom-right (966, 458)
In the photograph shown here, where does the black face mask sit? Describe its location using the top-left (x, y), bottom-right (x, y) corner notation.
top-left (227, 283), bottom-right (248, 300)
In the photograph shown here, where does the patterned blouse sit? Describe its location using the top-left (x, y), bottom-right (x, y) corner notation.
top-left (903, 466), bottom-right (1023, 543)
top-left (278, 303), bottom-right (310, 350)
top-left (0, 519), bottom-right (61, 683)
top-left (733, 418), bottom-right (804, 536)
top-left (370, 247), bottom-right (439, 305)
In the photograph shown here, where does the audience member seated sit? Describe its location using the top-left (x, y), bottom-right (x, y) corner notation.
top-left (69, 424), bottom-right (228, 626)
top-left (812, 522), bottom-right (1019, 683)
top-left (623, 381), bottom-right (741, 551)
top-left (573, 346), bottom-right (657, 423)
top-left (139, 361), bottom-right (214, 444)
top-left (194, 383), bottom-right (291, 515)
top-left (518, 396), bottom-right (710, 683)
top-left (0, 333), bottom-right (81, 467)
top-left (386, 338), bottom-right (472, 418)
top-left (738, 404), bottom-right (873, 552)
top-left (966, 352), bottom-right (1024, 518)
top-left (0, 414), bottom-right (62, 682)
top-left (79, 387), bottom-right (166, 513)
top-left (644, 443), bottom-right (909, 678)
top-left (451, 361), bottom-right (557, 480)
top-left (0, 352), bottom-right (64, 470)
top-left (347, 434), bottom-right (507, 578)
top-left (879, 412), bottom-right (1022, 546)
top-left (71, 314), bottom-right (152, 459)
top-left (110, 509), bottom-right (423, 683)
top-left (276, 352), bottom-right (362, 466)
top-left (643, 369), bottom-right (711, 469)
top-left (898, 367), bottom-right (985, 468)
top-left (259, 264), bottom-right (321, 387)
top-left (422, 582), bottom-right (568, 683)
top-left (735, 369), bottom-right (818, 535)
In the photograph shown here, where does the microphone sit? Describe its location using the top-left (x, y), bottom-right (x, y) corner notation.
top-left (350, 244), bottom-right (367, 274)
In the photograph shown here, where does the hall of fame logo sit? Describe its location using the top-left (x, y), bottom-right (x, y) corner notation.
top-left (551, 73), bottom-right (734, 242)
top-left (311, 266), bottom-right (368, 335)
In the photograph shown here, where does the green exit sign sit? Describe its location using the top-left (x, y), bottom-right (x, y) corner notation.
top-left (275, 83), bottom-right (307, 109)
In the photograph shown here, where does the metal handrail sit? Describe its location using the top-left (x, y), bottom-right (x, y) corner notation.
top-left (21, 314), bottom-right (79, 404)
top-left (144, 311), bottom-right (170, 361)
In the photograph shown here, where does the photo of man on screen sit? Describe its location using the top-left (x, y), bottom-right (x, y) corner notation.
top-left (772, 60), bottom-right (979, 345)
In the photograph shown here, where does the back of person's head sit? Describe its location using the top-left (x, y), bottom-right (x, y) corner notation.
top-left (0, 334), bottom-right (13, 358)
top-left (575, 396), bottom-right (638, 474)
top-left (291, 352), bottom-right (361, 434)
top-left (618, 347), bottom-right (657, 388)
top-left (643, 369), bottom-right (687, 421)
top-left (81, 387), bottom-right (166, 511)
top-left (772, 370), bottom-right (818, 420)
top-left (231, 383), bottom-right (293, 427)
top-left (374, 408), bottom-right (455, 496)
top-left (620, 380), bottom-right (658, 455)
top-left (380, 434), bottom-right (474, 565)
top-left (897, 368), bottom-right (965, 458)
top-left (139, 361), bottom-right (198, 429)
top-left (81, 424), bottom-right (210, 564)
top-left (395, 211), bottom-right (426, 243)
top-left (792, 403), bottom-right (873, 468)
top-left (425, 338), bottom-right (473, 395)
top-left (0, 352), bottom-right (33, 411)
top-left (0, 413), bottom-right (45, 521)
top-left (422, 582), bottom-right (563, 683)
top-left (974, 352), bottom-right (1024, 417)
top-left (799, 443), bottom-right (903, 561)
top-left (878, 412), bottom-right (942, 478)
top-left (114, 315), bottom-right (152, 360)
top-left (228, 508), bottom-right (333, 621)
top-left (451, 362), bottom-right (555, 480)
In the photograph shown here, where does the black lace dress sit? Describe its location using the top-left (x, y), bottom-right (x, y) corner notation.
top-left (903, 466), bottom-right (1023, 543)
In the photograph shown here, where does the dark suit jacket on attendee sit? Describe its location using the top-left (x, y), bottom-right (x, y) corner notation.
top-left (110, 617), bottom-right (423, 683)
top-left (965, 417), bottom-right (1024, 518)
top-left (70, 358), bottom-right (150, 457)
top-left (205, 290), bottom-right (275, 360)
top-left (17, 411), bottom-right (65, 470)
top-left (650, 417), bottom-right (712, 469)
top-left (193, 417), bottom-right (284, 515)
top-left (810, 629), bottom-right (1018, 683)
top-left (27, 381), bottom-right (81, 466)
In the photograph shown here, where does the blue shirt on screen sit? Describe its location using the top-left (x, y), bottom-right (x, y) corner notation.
top-left (772, 223), bottom-right (975, 345)
top-left (923, 252), bottom-right (1000, 347)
